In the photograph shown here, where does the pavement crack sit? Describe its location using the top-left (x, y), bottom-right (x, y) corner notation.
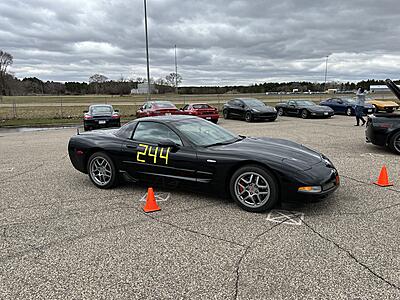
top-left (233, 215), bottom-right (299, 300)
top-left (138, 207), bottom-right (246, 248)
top-left (301, 219), bottom-right (400, 292)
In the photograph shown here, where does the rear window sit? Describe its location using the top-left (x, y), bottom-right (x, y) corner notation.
top-left (153, 102), bottom-right (176, 109)
top-left (90, 106), bottom-right (112, 113)
top-left (192, 104), bottom-right (212, 109)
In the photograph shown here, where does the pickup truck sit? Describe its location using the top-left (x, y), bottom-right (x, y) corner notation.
top-left (366, 79), bottom-right (400, 154)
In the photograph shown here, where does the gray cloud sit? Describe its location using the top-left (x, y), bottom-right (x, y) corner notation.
top-left (1, 0), bottom-right (400, 85)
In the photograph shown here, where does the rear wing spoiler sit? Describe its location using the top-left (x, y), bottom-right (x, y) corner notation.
top-left (385, 79), bottom-right (400, 100)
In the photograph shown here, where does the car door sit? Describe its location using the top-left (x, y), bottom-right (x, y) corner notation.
top-left (229, 100), bottom-right (240, 117)
top-left (286, 100), bottom-right (297, 115)
top-left (121, 121), bottom-right (198, 182)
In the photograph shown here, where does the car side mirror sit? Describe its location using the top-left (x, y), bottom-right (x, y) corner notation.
top-left (114, 109), bottom-right (119, 112)
top-left (158, 139), bottom-right (180, 149)
top-left (139, 107), bottom-right (143, 111)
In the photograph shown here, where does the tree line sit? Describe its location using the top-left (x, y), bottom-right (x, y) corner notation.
top-left (1, 50), bottom-right (398, 96)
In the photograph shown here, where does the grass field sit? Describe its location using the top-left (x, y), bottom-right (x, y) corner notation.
top-left (0, 92), bottom-right (398, 127)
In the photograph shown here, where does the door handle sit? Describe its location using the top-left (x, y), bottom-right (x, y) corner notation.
top-left (125, 144), bottom-right (137, 149)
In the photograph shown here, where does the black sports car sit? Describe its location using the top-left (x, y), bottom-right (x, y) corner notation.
top-left (68, 115), bottom-right (339, 212)
top-left (320, 98), bottom-right (375, 116)
top-left (276, 100), bottom-right (334, 119)
top-left (83, 104), bottom-right (121, 131)
top-left (222, 98), bottom-right (277, 122)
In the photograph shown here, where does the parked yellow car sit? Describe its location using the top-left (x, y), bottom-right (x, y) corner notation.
top-left (367, 99), bottom-right (399, 113)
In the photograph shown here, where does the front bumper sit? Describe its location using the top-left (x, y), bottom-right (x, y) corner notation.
top-left (253, 112), bottom-right (278, 119)
top-left (310, 111), bottom-right (334, 117)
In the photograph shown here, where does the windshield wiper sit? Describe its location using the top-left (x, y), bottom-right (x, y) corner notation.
top-left (205, 137), bottom-right (244, 147)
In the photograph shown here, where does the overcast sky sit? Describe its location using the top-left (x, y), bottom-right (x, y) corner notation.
top-left (1, 0), bottom-right (400, 85)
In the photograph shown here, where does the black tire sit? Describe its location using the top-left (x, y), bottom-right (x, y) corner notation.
top-left (277, 107), bottom-right (284, 116)
top-left (87, 152), bottom-right (118, 189)
top-left (84, 125), bottom-right (90, 131)
top-left (389, 131), bottom-right (400, 154)
top-left (212, 119), bottom-right (218, 124)
top-left (245, 111), bottom-right (253, 122)
top-left (387, 109), bottom-right (394, 113)
top-left (301, 109), bottom-right (309, 119)
top-left (345, 107), bottom-right (353, 116)
top-left (268, 117), bottom-right (277, 122)
top-left (229, 165), bottom-right (278, 212)
top-left (223, 109), bottom-right (230, 119)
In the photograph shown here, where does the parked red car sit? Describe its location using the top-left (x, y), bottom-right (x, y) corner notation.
top-left (181, 103), bottom-right (219, 123)
top-left (136, 101), bottom-right (182, 118)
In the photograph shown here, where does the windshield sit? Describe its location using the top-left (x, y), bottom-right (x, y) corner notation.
top-left (296, 100), bottom-right (315, 106)
top-left (343, 98), bottom-right (356, 104)
top-left (154, 102), bottom-right (176, 109)
top-left (90, 106), bottom-right (112, 114)
top-left (243, 99), bottom-right (265, 107)
top-left (174, 118), bottom-right (239, 146)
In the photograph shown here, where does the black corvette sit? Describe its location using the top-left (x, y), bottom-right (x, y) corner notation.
top-left (83, 104), bottom-right (121, 131)
top-left (222, 98), bottom-right (277, 122)
top-left (276, 100), bottom-right (334, 119)
top-left (68, 115), bottom-right (339, 212)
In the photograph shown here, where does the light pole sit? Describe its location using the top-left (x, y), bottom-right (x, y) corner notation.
top-left (323, 55), bottom-right (329, 92)
top-left (143, 0), bottom-right (151, 100)
top-left (174, 44), bottom-right (178, 94)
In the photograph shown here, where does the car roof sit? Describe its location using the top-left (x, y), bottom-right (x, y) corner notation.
top-left (135, 115), bottom-right (198, 123)
top-left (234, 98), bottom-right (260, 101)
top-left (150, 100), bottom-right (174, 104)
top-left (89, 104), bottom-right (113, 108)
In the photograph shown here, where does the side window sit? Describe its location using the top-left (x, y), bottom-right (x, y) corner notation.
top-left (227, 100), bottom-right (234, 106)
top-left (115, 123), bottom-right (136, 139)
top-left (133, 122), bottom-right (183, 146)
top-left (182, 105), bottom-right (189, 111)
top-left (288, 101), bottom-right (295, 106)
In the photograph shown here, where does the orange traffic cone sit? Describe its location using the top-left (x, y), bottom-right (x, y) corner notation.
top-left (374, 165), bottom-right (393, 187)
top-left (143, 187), bottom-right (161, 213)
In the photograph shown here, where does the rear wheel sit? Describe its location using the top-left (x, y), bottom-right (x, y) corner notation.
top-left (87, 152), bottom-right (118, 189)
top-left (277, 108), bottom-right (284, 116)
top-left (245, 112), bottom-right (253, 122)
top-left (346, 107), bottom-right (353, 116)
top-left (230, 165), bottom-right (278, 212)
top-left (387, 108), bottom-right (394, 113)
top-left (223, 109), bottom-right (230, 119)
top-left (301, 109), bottom-right (309, 119)
top-left (389, 131), bottom-right (400, 154)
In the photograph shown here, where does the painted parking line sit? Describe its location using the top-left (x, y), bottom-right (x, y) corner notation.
top-left (266, 210), bottom-right (304, 226)
top-left (0, 167), bottom-right (14, 172)
top-left (140, 192), bottom-right (171, 202)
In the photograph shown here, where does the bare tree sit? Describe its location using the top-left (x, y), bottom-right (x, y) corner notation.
top-left (165, 73), bottom-right (182, 90)
top-left (0, 50), bottom-right (13, 98)
top-left (89, 74), bottom-right (108, 94)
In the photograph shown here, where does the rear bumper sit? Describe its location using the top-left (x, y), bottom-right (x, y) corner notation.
top-left (197, 113), bottom-right (219, 121)
top-left (84, 119), bottom-right (120, 129)
top-left (365, 123), bottom-right (389, 146)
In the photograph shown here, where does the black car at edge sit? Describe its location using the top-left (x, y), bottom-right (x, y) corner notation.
top-left (366, 79), bottom-right (400, 154)
top-left (69, 115), bottom-right (339, 212)
top-left (222, 98), bottom-right (278, 122)
top-left (276, 100), bottom-right (334, 119)
top-left (83, 104), bottom-right (121, 131)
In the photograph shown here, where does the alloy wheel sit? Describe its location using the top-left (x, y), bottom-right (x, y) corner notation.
top-left (89, 156), bottom-right (112, 186)
top-left (234, 172), bottom-right (270, 208)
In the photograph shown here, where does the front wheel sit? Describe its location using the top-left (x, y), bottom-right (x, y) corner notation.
top-left (346, 107), bottom-right (353, 116)
top-left (389, 131), bottom-right (400, 154)
top-left (301, 109), bottom-right (309, 119)
top-left (245, 112), bottom-right (253, 122)
top-left (87, 152), bottom-right (118, 189)
top-left (277, 108), bottom-right (284, 116)
top-left (230, 165), bottom-right (278, 212)
top-left (387, 109), bottom-right (394, 113)
top-left (223, 109), bottom-right (230, 119)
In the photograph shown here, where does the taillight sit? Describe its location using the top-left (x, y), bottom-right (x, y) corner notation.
top-left (191, 109), bottom-right (199, 115)
top-left (377, 123), bottom-right (392, 128)
top-left (112, 114), bottom-right (120, 119)
top-left (84, 115), bottom-right (92, 120)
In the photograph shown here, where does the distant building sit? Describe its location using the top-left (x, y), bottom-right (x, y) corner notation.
top-left (130, 83), bottom-right (158, 94)
top-left (369, 85), bottom-right (395, 93)
top-left (327, 89), bottom-right (337, 94)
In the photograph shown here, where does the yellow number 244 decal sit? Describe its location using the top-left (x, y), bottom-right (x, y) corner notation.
top-left (137, 144), bottom-right (170, 165)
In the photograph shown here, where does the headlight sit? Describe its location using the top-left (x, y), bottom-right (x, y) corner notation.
top-left (252, 109), bottom-right (260, 112)
top-left (272, 107), bottom-right (277, 112)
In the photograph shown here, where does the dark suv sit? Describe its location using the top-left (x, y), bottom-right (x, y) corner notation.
top-left (222, 98), bottom-right (277, 122)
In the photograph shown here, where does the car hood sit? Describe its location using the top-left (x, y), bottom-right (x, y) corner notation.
top-left (211, 137), bottom-right (322, 170)
top-left (367, 100), bottom-right (399, 107)
top-left (306, 105), bottom-right (333, 112)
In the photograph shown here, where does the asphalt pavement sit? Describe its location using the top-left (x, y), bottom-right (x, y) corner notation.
top-left (0, 115), bottom-right (399, 299)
